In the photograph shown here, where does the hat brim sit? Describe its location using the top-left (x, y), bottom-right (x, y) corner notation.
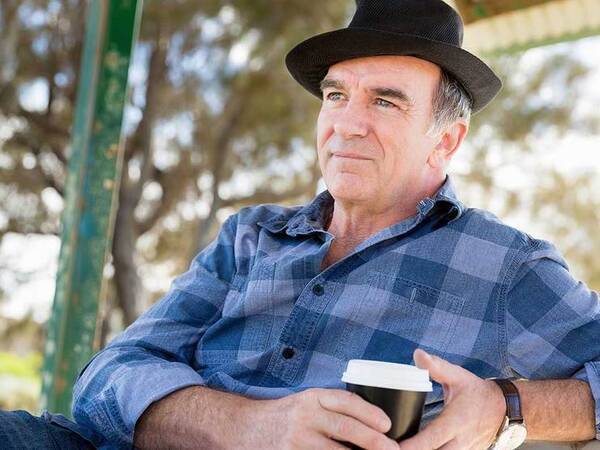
top-left (285, 28), bottom-right (502, 113)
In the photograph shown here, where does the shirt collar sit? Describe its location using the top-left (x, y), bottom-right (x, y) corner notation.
top-left (257, 189), bottom-right (334, 236)
top-left (417, 176), bottom-right (464, 227)
top-left (257, 176), bottom-right (464, 236)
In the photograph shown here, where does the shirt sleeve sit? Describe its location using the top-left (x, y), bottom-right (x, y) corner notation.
top-left (71, 213), bottom-right (239, 448)
top-left (505, 237), bottom-right (600, 440)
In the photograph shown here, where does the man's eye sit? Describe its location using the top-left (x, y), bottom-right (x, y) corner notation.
top-left (325, 92), bottom-right (344, 101)
top-left (375, 98), bottom-right (395, 108)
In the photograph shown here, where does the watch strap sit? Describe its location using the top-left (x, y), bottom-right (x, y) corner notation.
top-left (492, 378), bottom-right (523, 423)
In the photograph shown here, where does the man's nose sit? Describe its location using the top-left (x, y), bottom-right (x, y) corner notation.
top-left (332, 100), bottom-right (369, 139)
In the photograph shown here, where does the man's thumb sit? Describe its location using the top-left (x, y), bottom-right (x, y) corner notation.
top-left (413, 348), bottom-right (462, 385)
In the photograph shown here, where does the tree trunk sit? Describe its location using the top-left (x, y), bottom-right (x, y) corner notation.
top-left (196, 196), bottom-right (222, 253)
top-left (111, 188), bottom-right (140, 326)
top-left (108, 36), bottom-right (166, 327)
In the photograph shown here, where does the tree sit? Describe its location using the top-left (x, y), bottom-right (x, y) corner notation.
top-left (0, 0), bottom-right (350, 336)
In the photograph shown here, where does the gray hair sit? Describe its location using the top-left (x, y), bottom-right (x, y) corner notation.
top-left (427, 70), bottom-right (472, 137)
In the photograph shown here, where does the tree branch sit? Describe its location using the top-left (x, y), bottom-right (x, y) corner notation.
top-left (126, 35), bottom-right (169, 211)
top-left (0, 220), bottom-right (59, 238)
top-left (134, 154), bottom-right (194, 236)
top-left (18, 107), bottom-right (70, 141)
top-left (31, 146), bottom-right (65, 196)
top-left (3, 135), bottom-right (65, 195)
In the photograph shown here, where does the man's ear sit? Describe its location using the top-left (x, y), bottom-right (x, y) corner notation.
top-left (428, 120), bottom-right (469, 169)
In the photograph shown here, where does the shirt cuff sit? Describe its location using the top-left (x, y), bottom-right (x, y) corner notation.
top-left (84, 363), bottom-right (206, 447)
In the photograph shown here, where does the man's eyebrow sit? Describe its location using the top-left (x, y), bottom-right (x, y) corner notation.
top-left (319, 78), bottom-right (346, 93)
top-left (370, 87), bottom-right (413, 106)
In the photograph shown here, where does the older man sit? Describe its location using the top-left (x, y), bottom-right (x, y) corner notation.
top-left (3, 0), bottom-right (597, 449)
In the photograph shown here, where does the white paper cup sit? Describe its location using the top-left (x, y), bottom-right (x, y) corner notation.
top-left (341, 359), bottom-right (432, 447)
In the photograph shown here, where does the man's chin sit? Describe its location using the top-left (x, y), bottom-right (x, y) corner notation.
top-left (327, 182), bottom-right (370, 203)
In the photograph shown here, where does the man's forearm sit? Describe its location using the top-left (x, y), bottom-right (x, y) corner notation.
top-left (133, 385), bottom-right (253, 449)
top-left (514, 379), bottom-right (596, 441)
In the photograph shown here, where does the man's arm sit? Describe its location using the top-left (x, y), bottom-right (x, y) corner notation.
top-left (133, 385), bottom-right (399, 450)
top-left (133, 386), bottom-right (254, 449)
top-left (397, 350), bottom-right (596, 450)
top-left (514, 378), bottom-right (595, 441)
top-left (504, 240), bottom-right (600, 442)
top-left (72, 215), bottom-right (240, 448)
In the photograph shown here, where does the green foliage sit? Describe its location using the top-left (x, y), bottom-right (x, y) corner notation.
top-left (0, 352), bottom-right (42, 379)
top-left (0, 352), bottom-right (42, 412)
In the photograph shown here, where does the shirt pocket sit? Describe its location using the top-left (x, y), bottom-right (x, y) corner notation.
top-left (352, 272), bottom-right (466, 359)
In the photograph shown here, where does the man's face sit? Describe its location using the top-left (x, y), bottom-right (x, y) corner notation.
top-left (317, 55), bottom-right (443, 209)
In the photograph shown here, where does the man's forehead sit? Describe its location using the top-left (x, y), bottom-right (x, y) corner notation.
top-left (324, 55), bottom-right (441, 85)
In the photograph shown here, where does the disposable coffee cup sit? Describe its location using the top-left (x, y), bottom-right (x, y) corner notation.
top-left (341, 359), bottom-right (432, 448)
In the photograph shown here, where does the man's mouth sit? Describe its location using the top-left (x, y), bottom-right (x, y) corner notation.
top-left (331, 152), bottom-right (371, 160)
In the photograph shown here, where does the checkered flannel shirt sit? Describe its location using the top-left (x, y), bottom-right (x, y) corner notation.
top-left (70, 177), bottom-right (600, 448)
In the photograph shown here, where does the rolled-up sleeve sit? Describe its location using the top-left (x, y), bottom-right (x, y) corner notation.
top-left (505, 238), bottom-right (600, 440)
top-left (72, 214), bottom-right (239, 448)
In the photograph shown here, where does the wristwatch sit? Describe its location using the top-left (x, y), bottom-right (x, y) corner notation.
top-left (488, 378), bottom-right (527, 450)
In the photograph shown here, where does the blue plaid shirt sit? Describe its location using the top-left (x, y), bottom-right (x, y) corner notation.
top-left (69, 177), bottom-right (600, 448)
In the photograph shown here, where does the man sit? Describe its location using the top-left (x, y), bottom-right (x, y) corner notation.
top-left (2, 0), bottom-right (598, 449)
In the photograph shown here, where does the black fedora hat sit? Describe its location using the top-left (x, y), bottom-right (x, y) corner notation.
top-left (285, 0), bottom-right (501, 113)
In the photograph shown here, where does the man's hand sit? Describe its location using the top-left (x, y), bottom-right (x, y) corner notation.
top-left (135, 385), bottom-right (399, 450)
top-left (398, 349), bottom-right (506, 450)
top-left (245, 388), bottom-right (400, 450)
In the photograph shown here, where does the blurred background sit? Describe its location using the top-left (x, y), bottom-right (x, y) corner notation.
top-left (0, 0), bottom-right (598, 416)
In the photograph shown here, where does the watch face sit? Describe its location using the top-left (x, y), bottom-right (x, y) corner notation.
top-left (495, 424), bottom-right (527, 450)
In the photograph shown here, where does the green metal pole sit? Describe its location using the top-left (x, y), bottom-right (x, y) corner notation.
top-left (41, 0), bottom-right (143, 416)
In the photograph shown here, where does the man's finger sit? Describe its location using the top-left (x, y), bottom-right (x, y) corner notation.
top-left (317, 389), bottom-right (392, 433)
top-left (313, 434), bottom-right (351, 450)
top-left (437, 438), bottom-right (461, 450)
top-left (290, 431), bottom-right (352, 450)
top-left (413, 349), bottom-right (470, 386)
top-left (397, 415), bottom-right (455, 450)
top-left (318, 409), bottom-right (398, 450)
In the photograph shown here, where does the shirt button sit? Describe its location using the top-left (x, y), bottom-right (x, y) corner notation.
top-left (282, 347), bottom-right (295, 359)
top-left (312, 283), bottom-right (324, 296)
